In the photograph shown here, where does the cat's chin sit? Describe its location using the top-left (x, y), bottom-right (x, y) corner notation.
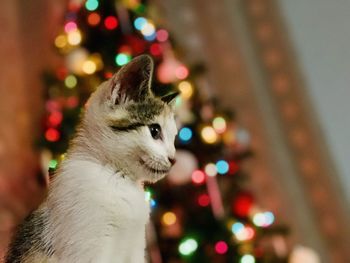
top-left (143, 173), bottom-right (168, 184)
top-left (137, 159), bottom-right (169, 183)
top-left (143, 170), bottom-right (169, 184)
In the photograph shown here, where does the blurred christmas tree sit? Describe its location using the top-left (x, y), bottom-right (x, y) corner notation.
top-left (40, 0), bottom-right (289, 262)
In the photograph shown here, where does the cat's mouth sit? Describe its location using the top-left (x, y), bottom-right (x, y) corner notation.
top-left (139, 159), bottom-right (170, 174)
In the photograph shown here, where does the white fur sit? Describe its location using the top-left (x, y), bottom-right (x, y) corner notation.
top-left (39, 71), bottom-right (177, 262)
top-left (43, 161), bottom-right (149, 263)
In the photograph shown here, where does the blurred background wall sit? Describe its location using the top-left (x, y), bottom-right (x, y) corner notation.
top-left (0, 0), bottom-right (65, 258)
top-left (280, 0), bottom-right (350, 203)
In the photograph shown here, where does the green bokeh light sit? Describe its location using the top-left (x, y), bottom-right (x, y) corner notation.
top-left (85, 0), bottom-right (99, 11)
top-left (115, 53), bottom-right (131, 66)
top-left (178, 238), bottom-right (198, 256)
top-left (49, 159), bottom-right (58, 169)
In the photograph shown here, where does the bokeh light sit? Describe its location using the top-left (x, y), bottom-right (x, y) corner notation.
top-left (141, 22), bottom-right (155, 36)
top-left (49, 159), bottom-right (58, 169)
top-left (82, 60), bottom-right (97, 74)
top-left (175, 65), bottom-right (189, 80)
top-left (45, 128), bottom-right (60, 142)
top-left (231, 222), bottom-right (244, 235)
top-left (253, 211), bottom-right (275, 227)
top-left (150, 43), bottom-right (162, 56)
top-left (134, 17), bottom-right (147, 30)
top-left (104, 16), bottom-right (118, 30)
top-left (54, 35), bottom-right (67, 48)
top-left (145, 189), bottom-right (157, 209)
top-left (216, 160), bottom-right (229, 174)
top-left (85, 0), bottom-right (99, 11)
top-left (233, 224), bottom-right (255, 241)
top-left (204, 163), bottom-right (217, 177)
top-left (241, 254), bottom-right (255, 263)
top-left (201, 126), bottom-right (218, 144)
top-left (64, 75), bottom-right (77, 88)
top-left (192, 170), bottom-right (206, 184)
top-left (212, 117), bottom-right (227, 134)
top-left (144, 32), bottom-right (156, 41)
top-left (178, 238), bottom-right (198, 256)
top-left (67, 30), bottom-right (82, 45)
top-left (179, 127), bottom-right (192, 142)
top-left (178, 81), bottom-right (193, 99)
top-left (198, 194), bottom-right (210, 207)
top-left (87, 12), bottom-right (101, 26)
top-left (162, 212), bottom-right (177, 226)
top-left (156, 29), bottom-right (169, 42)
top-left (64, 22), bottom-right (77, 33)
top-left (48, 111), bottom-right (63, 127)
top-left (115, 53), bottom-right (131, 66)
top-left (215, 241), bottom-right (228, 254)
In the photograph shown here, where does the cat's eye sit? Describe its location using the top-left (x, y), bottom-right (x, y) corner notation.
top-left (148, 124), bottom-right (162, 140)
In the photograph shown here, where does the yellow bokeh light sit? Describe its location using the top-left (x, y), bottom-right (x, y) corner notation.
top-left (141, 22), bottom-right (155, 36)
top-left (82, 60), bottom-right (97, 75)
top-left (67, 30), bottom-right (82, 46)
top-left (162, 211), bottom-right (177, 226)
top-left (54, 35), bottom-right (67, 48)
top-left (64, 75), bottom-right (77, 89)
top-left (204, 163), bottom-right (217, 177)
top-left (178, 81), bottom-right (193, 99)
top-left (90, 53), bottom-right (104, 70)
top-left (201, 126), bottom-right (218, 144)
top-left (212, 117), bottom-right (227, 134)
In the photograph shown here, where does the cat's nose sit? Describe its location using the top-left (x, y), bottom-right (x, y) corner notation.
top-left (168, 158), bottom-right (176, 166)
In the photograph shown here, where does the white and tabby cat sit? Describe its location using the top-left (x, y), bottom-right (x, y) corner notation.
top-left (6, 55), bottom-right (178, 263)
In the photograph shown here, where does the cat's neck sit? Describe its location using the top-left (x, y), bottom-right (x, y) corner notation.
top-left (64, 141), bottom-right (142, 184)
top-left (67, 125), bottom-right (109, 164)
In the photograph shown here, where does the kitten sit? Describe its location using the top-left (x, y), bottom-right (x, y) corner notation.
top-left (6, 55), bottom-right (178, 263)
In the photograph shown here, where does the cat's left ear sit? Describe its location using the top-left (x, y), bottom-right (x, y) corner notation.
top-left (161, 91), bottom-right (180, 106)
top-left (110, 55), bottom-right (154, 105)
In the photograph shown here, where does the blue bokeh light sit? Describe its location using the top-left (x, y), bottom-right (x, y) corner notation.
top-left (216, 160), bottom-right (229, 174)
top-left (179, 127), bottom-right (192, 142)
top-left (134, 17), bottom-right (147, 30)
top-left (231, 222), bottom-right (244, 234)
top-left (264, 211), bottom-right (275, 225)
top-left (144, 32), bottom-right (157, 41)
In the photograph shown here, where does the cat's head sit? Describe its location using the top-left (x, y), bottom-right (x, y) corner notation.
top-left (82, 55), bottom-right (178, 183)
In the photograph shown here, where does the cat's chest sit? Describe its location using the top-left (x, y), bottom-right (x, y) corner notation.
top-left (106, 176), bottom-right (150, 225)
top-left (51, 162), bottom-right (151, 229)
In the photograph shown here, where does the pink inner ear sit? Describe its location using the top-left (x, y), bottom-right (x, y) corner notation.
top-left (110, 55), bottom-right (154, 104)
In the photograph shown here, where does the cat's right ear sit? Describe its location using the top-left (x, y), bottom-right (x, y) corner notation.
top-left (109, 55), bottom-right (154, 105)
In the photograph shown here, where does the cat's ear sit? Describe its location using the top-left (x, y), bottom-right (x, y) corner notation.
top-left (161, 91), bottom-right (180, 105)
top-left (110, 55), bottom-right (154, 105)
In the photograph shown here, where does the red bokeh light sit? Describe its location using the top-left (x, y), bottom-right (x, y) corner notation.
top-left (156, 29), bottom-right (169, 42)
top-left (104, 16), bottom-right (118, 30)
top-left (66, 96), bottom-right (79, 108)
top-left (232, 193), bottom-right (253, 217)
top-left (48, 111), bottom-right (63, 127)
top-left (215, 241), bottom-right (228, 254)
top-left (104, 72), bottom-right (113, 79)
top-left (56, 67), bottom-right (68, 80)
top-left (175, 65), bottom-right (189, 80)
top-left (150, 43), bottom-right (162, 56)
top-left (192, 170), bottom-right (206, 184)
top-left (229, 161), bottom-right (239, 174)
top-left (87, 13), bottom-right (101, 26)
top-left (45, 128), bottom-right (60, 142)
top-left (198, 194), bottom-right (210, 207)
top-left (245, 226), bottom-right (255, 240)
